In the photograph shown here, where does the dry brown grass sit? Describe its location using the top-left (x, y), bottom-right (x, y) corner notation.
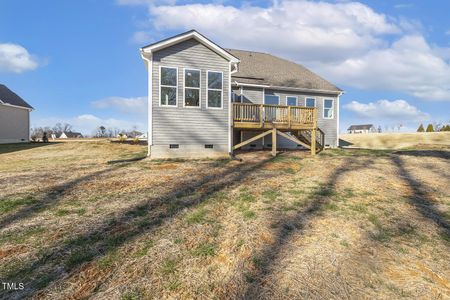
top-left (0, 141), bottom-right (449, 299)
top-left (340, 131), bottom-right (450, 149)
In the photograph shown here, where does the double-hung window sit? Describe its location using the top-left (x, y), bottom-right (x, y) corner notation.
top-left (324, 99), bottom-right (334, 119)
top-left (207, 71), bottom-right (223, 108)
top-left (160, 67), bottom-right (177, 106)
top-left (305, 97), bottom-right (316, 107)
top-left (264, 95), bottom-right (279, 105)
top-left (286, 96), bottom-right (297, 106)
top-left (184, 69), bottom-right (200, 107)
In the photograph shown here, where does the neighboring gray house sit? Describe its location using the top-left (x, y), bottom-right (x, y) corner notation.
top-left (0, 84), bottom-right (33, 144)
top-left (140, 30), bottom-right (342, 159)
top-left (347, 124), bottom-right (375, 134)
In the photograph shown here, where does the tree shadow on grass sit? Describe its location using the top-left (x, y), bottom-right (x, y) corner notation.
top-left (0, 164), bottom-right (129, 230)
top-left (0, 142), bottom-right (61, 155)
top-left (242, 157), bottom-right (376, 299)
top-left (391, 155), bottom-right (450, 235)
top-left (394, 149), bottom-right (450, 160)
top-left (1, 155), bottom-right (278, 299)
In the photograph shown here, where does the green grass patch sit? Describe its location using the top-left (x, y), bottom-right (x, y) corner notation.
top-left (65, 248), bottom-right (95, 269)
top-left (261, 189), bottom-right (281, 201)
top-left (134, 239), bottom-right (155, 258)
top-left (98, 250), bottom-right (120, 268)
top-left (160, 258), bottom-right (179, 275)
top-left (166, 280), bottom-right (181, 291)
top-left (242, 210), bottom-right (257, 219)
top-left (186, 208), bottom-right (210, 224)
top-left (0, 226), bottom-right (46, 246)
top-left (192, 243), bottom-right (216, 257)
top-left (0, 195), bottom-right (37, 214)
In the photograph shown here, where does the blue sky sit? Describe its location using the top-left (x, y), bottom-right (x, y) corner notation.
top-left (1, 0), bottom-right (449, 135)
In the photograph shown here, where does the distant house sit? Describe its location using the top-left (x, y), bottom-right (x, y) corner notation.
top-left (347, 124), bottom-right (375, 134)
top-left (0, 84), bottom-right (33, 144)
top-left (58, 131), bottom-right (83, 139)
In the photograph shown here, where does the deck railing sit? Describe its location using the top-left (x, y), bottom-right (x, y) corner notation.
top-left (233, 103), bottom-right (316, 129)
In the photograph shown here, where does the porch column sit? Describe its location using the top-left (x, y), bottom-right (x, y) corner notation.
top-left (272, 129), bottom-right (277, 156)
top-left (311, 128), bottom-right (316, 155)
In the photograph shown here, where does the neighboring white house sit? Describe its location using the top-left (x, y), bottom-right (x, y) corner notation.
top-left (347, 124), bottom-right (376, 134)
top-left (58, 131), bottom-right (83, 139)
top-left (0, 84), bottom-right (33, 144)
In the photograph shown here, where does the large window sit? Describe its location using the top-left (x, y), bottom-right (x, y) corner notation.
top-left (286, 96), bottom-right (297, 106)
top-left (264, 95), bottom-right (279, 105)
top-left (184, 69), bottom-right (200, 107)
top-left (305, 98), bottom-right (316, 107)
top-left (160, 67), bottom-right (177, 106)
top-left (324, 99), bottom-right (334, 119)
top-left (207, 71), bottom-right (223, 108)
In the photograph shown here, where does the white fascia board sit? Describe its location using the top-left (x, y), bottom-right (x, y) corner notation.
top-left (0, 102), bottom-right (33, 111)
top-left (233, 81), bottom-right (343, 95)
top-left (141, 31), bottom-right (240, 63)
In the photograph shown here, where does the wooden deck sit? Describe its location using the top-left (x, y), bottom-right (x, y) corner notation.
top-left (233, 103), bottom-right (316, 130)
top-left (232, 103), bottom-right (324, 155)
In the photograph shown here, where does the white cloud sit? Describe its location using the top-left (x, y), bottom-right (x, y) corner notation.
top-left (33, 114), bottom-right (146, 135)
top-left (0, 43), bottom-right (40, 73)
top-left (150, 1), bottom-right (399, 63)
top-left (344, 99), bottom-right (429, 121)
top-left (315, 35), bottom-right (450, 101)
top-left (91, 96), bottom-right (147, 114)
top-left (136, 0), bottom-right (450, 101)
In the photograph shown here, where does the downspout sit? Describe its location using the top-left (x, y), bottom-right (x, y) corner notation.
top-left (229, 62), bottom-right (239, 155)
top-left (336, 91), bottom-right (344, 148)
top-left (140, 50), bottom-right (153, 157)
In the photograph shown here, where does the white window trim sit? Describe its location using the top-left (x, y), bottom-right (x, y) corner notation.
top-left (159, 65), bottom-right (178, 107)
top-left (286, 96), bottom-right (298, 106)
top-left (323, 98), bottom-right (334, 119)
top-left (305, 97), bottom-right (316, 108)
top-left (182, 67), bottom-right (201, 108)
top-left (264, 94), bottom-right (280, 105)
top-left (206, 70), bottom-right (224, 109)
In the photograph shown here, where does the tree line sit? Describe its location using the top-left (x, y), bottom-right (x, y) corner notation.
top-left (417, 123), bottom-right (450, 132)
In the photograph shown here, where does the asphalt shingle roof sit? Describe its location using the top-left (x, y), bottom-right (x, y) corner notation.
top-left (0, 84), bottom-right (33, 109)
top-left (227, 49), bottom-right (341, 93)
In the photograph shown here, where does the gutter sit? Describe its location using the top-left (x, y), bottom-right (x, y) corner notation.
top-left (233, 81), bottom-right (342, 95)
top-left (140, 50), bottom-right (153, 156)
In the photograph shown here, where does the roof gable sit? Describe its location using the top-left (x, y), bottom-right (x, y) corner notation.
top-left (228, 49), bottom-right (341, 93)
top-left (0, 84), bottom-right (33, 109)
top-left (141, 30), bottom-right (239, 63)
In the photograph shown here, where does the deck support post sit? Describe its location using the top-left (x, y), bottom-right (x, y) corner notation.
top-left (311, 128), bottom-right (316, 155)
top-left (272, 129), bottom-right (277, 156)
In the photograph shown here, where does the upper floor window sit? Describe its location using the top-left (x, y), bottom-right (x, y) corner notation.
top-left (286, 96), bottom-right (297, 106)
top-left (184, 69), bottom-right (200, 107)
top-left (324, 99), bottom-right (334, 119)
top-left (207, 71), bottom-right (223, 108)
top-left (264, 95), bottom-right (279, 105)
top-left (160, 67), bottom-right (177, 106)
top-left (305, 98), bottom-right (316, 107)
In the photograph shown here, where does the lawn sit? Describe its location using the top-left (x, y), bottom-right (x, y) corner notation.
top-left (0, 141), bottom-right (449, 299)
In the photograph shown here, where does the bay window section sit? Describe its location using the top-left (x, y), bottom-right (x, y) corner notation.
top-left (324, 99), bottom-right (334, 119)
top-left (207, 71), bottom-right (223, 108)
top-left (160, 67), bottom-right (177, 106)
top-left (184, 69), bottom-right (200, 107)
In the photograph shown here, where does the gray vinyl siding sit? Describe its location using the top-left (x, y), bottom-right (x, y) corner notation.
top-left (237, 87), bottom-right (338, 147)
top-left (0, 105), bottom-right (30, 143)
top-left (241, 87), bottom-right (264, 104)
top-left (152, 38), bottom-right (230, 145)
